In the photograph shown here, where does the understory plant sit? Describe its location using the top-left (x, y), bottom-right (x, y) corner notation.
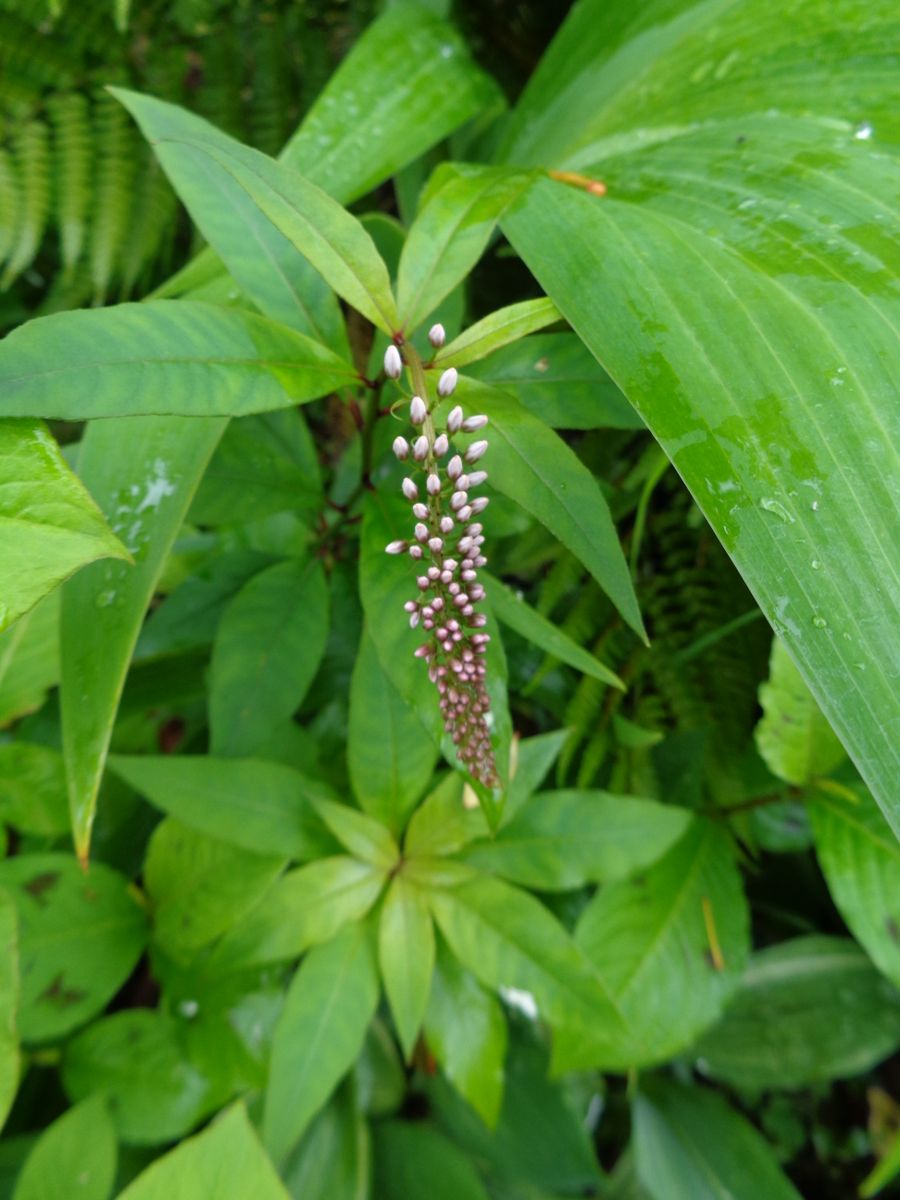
top-left (0, 1), bottom-right (897, 1197)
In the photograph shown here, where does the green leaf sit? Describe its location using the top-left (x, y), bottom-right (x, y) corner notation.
top-left (348, 627), bottom-right (439, 835)
top-left (504, 729), bottom-right (571, 824)
top-left (693, 935), bottom-right (900, 1089)
top-left (12, 1096), bottom-right (116, 1200)
top-left (756, 637), bottom-right (846, 785)
top-left (0, 420), bottom-right (129, 632)
top-left (62, 1010), bottom-right (217, 1146)
top-left (556, 820), bottom-right (748, 1070)
top-left (373, 1122), bottom-right (490, 1200)
top-left (0, 303), bottom-right (356, 420)
top-left (210, 557), bottom-right (329, 757)
top-left (61, 415), bottom-right (225, 860)
top-left (424, 944), bottom-right (506, 1127)
top-left (0, 743), bottom-right (69, 836)
top-left (0, 853), bottom-right (147, 1042)
top-left (434, 299), bottom-right (561, 370)
top-left (280, 5), bottom-right (503, 205)
top-left (485, 573), bottom-right (623, 688)
top-left (0, 890), bottom-right (18, 1131)
top-left (404, 773), bottom-right (486, 860)
top-left (281, 1088), bottom-right (370, 1200)
top-left (463, 791), bottom-right (692, 891)
top-left (117, 1103), bottom-right (289, 1199)
top-left (451, 382), bottom-right (644, 640)
top-left (144, 819), bottom-right (284, 959)
top-left (113, 89), bottom-right (348, 355)
top-left (633, 1079), bottom-right (802, 1200)
top-left (429, 875), bottom-right (625, 1050)
top-left (264, 922), bottom-right (380, 1165)
top-left (466, 333), bottom-right (643, 430)
top-left (211, 857), bottom-right (386, 970)
top-left (500, 14), bottom-right (900, 826)
top-left (379, 875), bottom-right (435, 1059)
top-left (108, 754), bottom-right (336, 861)
top-left (810, 783), bottom-right (900, 989)
top-left (311, 800), bottom-right (399, 872)
top-left (0, 593), bottom-right (59, 727)
top-left (860, 1126), bottom-right (900, 1199)
top-left (397, 165), bottom-right (532, 332)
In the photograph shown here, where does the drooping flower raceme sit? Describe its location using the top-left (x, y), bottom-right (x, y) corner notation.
top-left (384, 326), bottom-right (498, 788)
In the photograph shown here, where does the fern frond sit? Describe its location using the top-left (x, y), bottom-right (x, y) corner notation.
top-left (88, 91), bottom-right (135, 303)
top-left (0, 147), bottom-right (21, 267)
top-left (1, 118), bottom-right (50, 287)
top-left (48, 91), bottom-right (91, 272)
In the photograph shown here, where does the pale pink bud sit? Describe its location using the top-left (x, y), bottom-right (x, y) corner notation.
top-left (409, 545), bottom-right (424, 559)
top-left (410, 612), bottom-right (420, 628)
top-left (474, 554), bottom-right (487, 567)
top-left (468, 523), bottom-right (483, 536)
top-left (427, 566), bottom-right (440, 580)
top-left (414, 644), bottom-right (431, 659)
top-left (456, 474), bottom-right (470, 490)
top-left (432, 596), bottom-right (444, 611)
top-left (465, 440), bottom-right (488, 463)
top-left (393, 436), bottom-right (410, 460)
top-left (427, 474), bottom-right (441, 496)
top-left (440, 570), bottom-right (453, 584)
top-left (462, 414), bottom-right (488, 432)
top-left (433, 433), bottom-right (449, 456)
top-left (469, 584), bottom-right (485, 601)
top-left (470, 496), bottom-right (489, 514)
top-left (412, 502), bottom-right (428, 519)
top-left (443, 559), bottom-right (458, 572)
top-left (457, 505), bottom-right (473, 521)
top-left (457, 536), bottom-right (473, 554)
top-left (410, 395), bottom-right (427, 425)
top-left (468, 470), bottom-right (488, 486)
top-left (438, 368), bottom-right (458, 397)
top-left (402, 477), bottom-right (418, 501)
top-left (440, 516), bottom-right (454, 534)
top-left (385, 540), bottom-right (407, 555)
top-left (450, 491), bottom-right (468, 510)
top-left (447, 455), bottom-right (464, 480)
top-left (414, 523), bottom-right (428, 542)
top-left (413, 435), bottom-right (430, 461)
top-left (384, 345), bottom-right (403, 379)
top-left (462, 569), bottom-right (477, 582)
top-left (404, 600), bottom-right (418, 613)
top-left (428, 536), bottom-right (443, 553)
top-left (428, 323), bottom-right (446, 348)
top-left (447, 406), bottom-right (464, 434)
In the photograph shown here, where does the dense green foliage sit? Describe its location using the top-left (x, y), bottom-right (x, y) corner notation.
top-left (0, 1), bottom-right (898, 1197)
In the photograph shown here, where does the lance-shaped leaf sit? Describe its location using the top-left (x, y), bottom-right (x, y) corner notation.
top-left (498, 0), bottom-right (900, 829)
top-left (113, 89), bottom-right (349, 356)
top-left (434, 299), bottom-right (560, 370)
top-left (451, 383), bottom-right (644, 639)
top-left (12, 1095), bottom-right (116, 1200)
top-left (0, 890), bottom-right (17, 1131)
top-left (61, 415), bottom-right (225, 861)
top-left (397, 165), bottom-right (533, 332)
top-left (264, 922), bottom-right (380, 1165)
top-left (0, 302), bottom-right (356, 421)
top-left (379, 875), bottom-right (435, 1060)
top-left (0, 420), bottom-right (129, 632)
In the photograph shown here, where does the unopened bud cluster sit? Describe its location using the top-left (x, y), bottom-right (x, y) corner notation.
top-left (384, 326), bottom-right (498, 788)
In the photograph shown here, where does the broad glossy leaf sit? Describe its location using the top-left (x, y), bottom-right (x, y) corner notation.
top-left (264, 922), bottom-right (379, 1165)
top-left (434, 299), bottom-right (560, 370)
top-left (379, 875), bottom-right (435, 1059)
top-left (61, 415), bottom-right (225, 860)
top-left (0, 743), bottom-right (69, 835)
top-left (463, 791), bottom-right (691, 891)
top-left (0, 420), bottom-right (128, 632)
top-left (466, 333), bottom-right (643, 430)
top-left (281, 4), bottom-right (502, 204)
top-left (429, 875), bottom-right (625, 1050)
top-left (485, 573), bottom-right (623, 688)
top-left (503, 729), bottom-right (570, 824)
top-left (12, 1096), bottom-right (116, 1200)
top-left (114, 89), bottom-right (348, 355)
top-left (633, 1079), bottom-right (802, 1200)
top-left (144, 819), bottom-right (285, 959)
top-left (451, 383), bottom-right (644, 639)
top-left (211, 857), bottom-right (385, 970)
top-left (281, 1088), bottom-right (370, 1200)
top-left (63, 1010), bottom-right (218, 1145)
top-left (0, 303), bottom-right (356, 420)
top-left (0, 593), bottom-right (59, 728)
top-left (694, 936), bottom-right (900, 1088)
top-left (756, 637), bottom-right (846, 785)
top-left (556, 820), bottom-right (748, 1070)
top-left (397, 165), bottom-right (532, 332)
top-left (348, 627), bottom-right (438, 835)
top-left (373, 1122), bottom-right (490, 1200)
top-left (117, 1103), bottom-right (290, 1199)
top-left (0, 891), bottom-right (17, 1130)
top-left (404, 773), bottom-right (485, 860)
top-left (0, 853), bottom-right (147, 1042)
top-left (312, 799), bottom-right (399, 872)
top-left (209, 557), bottom-right (329, 756)
top-left (109, 754), bottom-right (336, 861)
top-left (500, 4), bottom-right (900, 825)
top-left (810, 783), bottom-right (900, 988)
top-left (424, 944), bottom-right (507, 1127)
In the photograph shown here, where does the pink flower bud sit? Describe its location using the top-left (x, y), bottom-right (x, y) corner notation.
top-left (438, 368), bottom-right (458, 397)
top-left (462, 414), bottom-right (488, 432)
top-left (385, 540), bottom-right (407, 555)
top-left (465, 440), bottom-right (488, 463)
top-left (414, 644), bottom-right (431, 658)
top-left (414, 523), bottom-right (428, 542)
top-left (447, 406), bottom-right (464, 433)
top-left (427, 473), bottom-right (441, 496)
top-left (447, 455), bottom-right (463, 480)
top-left (413, 435), bottom-right (430, 461)
top-left (428, 536), bottom-right (443, 553)
top-left (450, 491), bottom-right (468, 510)
top-left (457, 505), bottom-right (473, 521)
top-left (393, 436), bottom-right (410, 460)
top-left (440, 516), bottom-right (454, 534)
top-left (410, 395), bottom-right (427, 425)
top-left (456, 474), bottom-right (470, 490)
top-left (402, 477), bottom-right (418, 501)
top-left (443, 559), bottom-right (458, 572)
top-left (412, 502), bottom-right (428, 519)
top-left (428, 323), bottom-right (446, 348)
top-left (433, 433), bottom-right (449, 456)
top-left (384, 345), bottom-right (403, 379)
top-left (409, 544), bottom-right (424, 559)
top-left (468, 470), bottom-right (488, 486)
top-left (427, 566), bottom-right (440, 580)
top-left (470, 496), bottom-right (489, 514)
